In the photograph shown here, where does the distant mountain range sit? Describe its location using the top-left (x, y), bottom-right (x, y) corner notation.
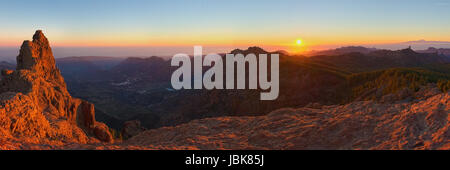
top-left (371, 40), bottom-right (450, 50)
top-left (307, 47), bottom-right (450, 72)
top-left (0, 61), bottom-right (14, 70)
top-left (305, 46), bottom-right (378, 56)
top-left (417, 47), bottom-right (450, 56)
top-left (306, 46), bottom-right (450, 57)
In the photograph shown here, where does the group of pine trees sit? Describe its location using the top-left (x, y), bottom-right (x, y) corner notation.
top-left (347, 67), bottom-right (450, 100)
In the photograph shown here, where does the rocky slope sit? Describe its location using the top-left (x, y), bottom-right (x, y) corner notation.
top-left (121, 86), bottom-right (448, 150)
top-left (0, 30), bottom-right (112, 149)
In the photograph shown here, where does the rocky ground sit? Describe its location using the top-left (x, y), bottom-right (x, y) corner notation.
top-left (118, 86), bottom-right (449, 150)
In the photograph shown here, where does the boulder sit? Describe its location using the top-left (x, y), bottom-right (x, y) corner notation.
top-left (121, 120), bottom-right (146, 139)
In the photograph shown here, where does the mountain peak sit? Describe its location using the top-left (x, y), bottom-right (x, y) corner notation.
top-left (16, 30), bottom-right (57, 78)
top-left (230, 46), bottom-right (268, 55)
top-left (399, 47), bottom-right (416, 54)
top-left (0, 31), bottom-right (113, 146)
top-left (32, 30), bottom-right (48, 44)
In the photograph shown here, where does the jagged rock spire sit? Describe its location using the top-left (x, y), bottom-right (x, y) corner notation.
top-left (32, 30), bottom-right (49, 44)
top-left (0, 30), bottom-right (113, 144)
top-left (16, 30), bottom-right (57, 74)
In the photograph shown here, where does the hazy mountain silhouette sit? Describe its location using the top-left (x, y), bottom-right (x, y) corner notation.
top-left (306, 46), bottom-right (378, 56)
top-left (418, 47), bottom-right (450, 57)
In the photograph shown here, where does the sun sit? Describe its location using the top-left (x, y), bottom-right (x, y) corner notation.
top-left (296, 39), bottom-right (302, 45)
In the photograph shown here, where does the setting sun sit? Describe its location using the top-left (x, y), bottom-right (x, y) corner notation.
top-left (296, 39), bottom-right (302, 45)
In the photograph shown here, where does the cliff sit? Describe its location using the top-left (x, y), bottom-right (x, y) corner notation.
top-left (0, 30), bottom-right (112, 149)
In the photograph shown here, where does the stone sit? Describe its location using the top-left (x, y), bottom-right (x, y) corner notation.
top-left (121, 120), bottom-right (146, 140)
top-left (1, 69), bottom-right (13, 76)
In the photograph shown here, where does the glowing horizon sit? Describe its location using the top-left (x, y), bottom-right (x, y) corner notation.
top-left (0, 29), bottom-right (426, 48)
top-left (1, 0), bottom-right (450, 55)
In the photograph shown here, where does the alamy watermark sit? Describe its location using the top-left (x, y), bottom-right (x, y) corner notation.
top-left (171, 46), bottom-right (279, 100)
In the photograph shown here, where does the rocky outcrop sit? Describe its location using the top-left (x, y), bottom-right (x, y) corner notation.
top-left (0, 30), bottom-right (112, 147)
top-left (123, 86), bottom-right (449, 150)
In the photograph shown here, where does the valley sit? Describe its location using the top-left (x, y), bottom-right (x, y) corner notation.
top-left (51, 46), bottom-right (450, 132)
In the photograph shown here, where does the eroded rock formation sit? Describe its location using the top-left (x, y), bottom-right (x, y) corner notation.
top-left (0, 30), bottom-right (112, 148)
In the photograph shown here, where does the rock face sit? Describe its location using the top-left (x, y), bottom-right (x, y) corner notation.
top-left (124, 86), bottom-right (449, 150)
top-left (0, 30), bottom-right (112, 148)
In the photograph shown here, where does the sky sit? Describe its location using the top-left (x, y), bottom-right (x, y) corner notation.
top-left (0, 0), bottom-right (450, 57)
